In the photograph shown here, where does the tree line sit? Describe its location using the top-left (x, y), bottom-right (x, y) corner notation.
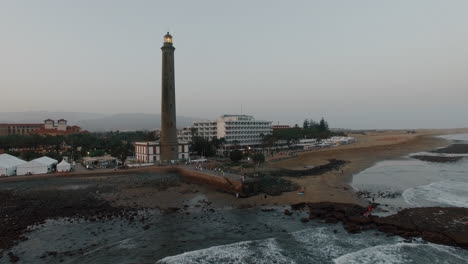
top-left (0, 131), bottom-right (155, 162)
top-left (270, 117), bottom-right (345, 145)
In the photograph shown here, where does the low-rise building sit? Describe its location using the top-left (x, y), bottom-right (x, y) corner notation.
top-left (33, 119), bottom-right (84, 136)
top-left (272, 125), bottom-right (291, 131)
top-left (0, 154), bottom-right (27, 176)
top-left (0, 119), bottom-right (84, 136)
top-left (0, 123), bottom-right (44, 136)
top-left (16, 156), bottom-right (58, 176)
top-left (134, 141), bottom-right (189, 163)
top-left (82, 155), bottom-right (118, 169)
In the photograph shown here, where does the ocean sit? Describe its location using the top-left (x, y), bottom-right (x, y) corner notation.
top-left (3, 134), bottom-right (468, 264)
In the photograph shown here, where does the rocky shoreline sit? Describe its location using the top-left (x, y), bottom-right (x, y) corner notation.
top-left (0, 190), bottom-right (141, 255)
top-left (432, 143), bottom-right (468, 154)
top-left (290, 202), bottom-right (468, 250)
top-left (411, 155), bottom-right (464, 163)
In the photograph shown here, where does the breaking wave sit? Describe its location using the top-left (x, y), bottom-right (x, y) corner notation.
top-left (402, 181), bottom-right (468, 208)
top-left (156, 238), bottom-right (295, 264)
top-left (333, 242), bottom-right (468, 264)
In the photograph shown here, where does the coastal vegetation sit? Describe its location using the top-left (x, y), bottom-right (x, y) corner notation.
top-left (0, 131), bottom-right (152, 161)
top-left (229, 149), bottom-right (243, 162)
top-left (271, 117), bottom-right (346, 145)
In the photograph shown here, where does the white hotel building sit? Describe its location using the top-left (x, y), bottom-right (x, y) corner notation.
top-left (192, 115), bottom-right (272, 147)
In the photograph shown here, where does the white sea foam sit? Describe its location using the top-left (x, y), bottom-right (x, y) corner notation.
top-left (117, 238), bottom-right (138, 249)
top-left (333, 242), bottom-right (468, 264)
top-left (156, 238), bottom-right (295, 264)
top-left (438, 133), bottom-right (468, 142)
top-left (402, 181), bottom-right (468, 208)
top-left (408, 151), bottom-right (468, 158)
top-left (291, 227), bottom-right (364, 259)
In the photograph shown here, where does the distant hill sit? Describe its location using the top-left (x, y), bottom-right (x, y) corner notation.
top-left (0, 111), bottom-right (199, 132)
top-left (0, 111), bottom-right (105, 124)
top-left (76, 113), bottom-right (198, 131)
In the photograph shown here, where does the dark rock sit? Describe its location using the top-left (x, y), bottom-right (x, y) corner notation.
top-left (432, 144), bottom-right (468, 154)
top-left (291, 202), bottom-right (306, 211)
top-left (7, 252), bottom-right (19, 263)
top-left (411, 155), bottom-right (463, 163)
top-left (284, 209), bottom-right (293, 216)
top-left (305, 202), bottom-right (468, 250)
top-left (300, 217), bottom-right (309, 223)
top-left (163, 207), bottom-right (180, 214)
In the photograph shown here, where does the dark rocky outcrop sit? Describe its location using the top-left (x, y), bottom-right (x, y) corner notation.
top-left (304, 202), bottom-right (468, 249)
top-left (271, 159), bottom-right (347, 177)
top-left (411, 155), bottom-right (463, 163)
top-left (0, 190), bottom-right (140, 251)
top-left (432, 144), bottom-right (468, 154)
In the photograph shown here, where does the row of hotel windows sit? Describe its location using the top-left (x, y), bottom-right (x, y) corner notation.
top-left (225, 126), bottom-right (271, 130)
top-left (226, 135), bottom-right (263, 139)
top-left (193, 123), bottom-right (217, 126)
top-left (225, 122), bottom-right (271, 125)
top-left (226, 139), bottom-right (262, 144)
top-left (226, 131), bottom-right (271, 134)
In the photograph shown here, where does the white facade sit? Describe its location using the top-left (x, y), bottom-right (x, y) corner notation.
top-left (192, 121), bottom-right (218, 141)
top-left (177, 127), bottom-right (193, 142)
top-left (17, 156), bottom-right (58, 176)
top-left (134, 141), bottom-right (189, 163)
top-left (44, 119), bottom-right (67, 131)
top-left (192, 115), bottom-right (272, 146)
top-left (0, 154), bottom-right (26, 176)
top-left (57, 160), bottom-right (71, 172)
top-left (57, 119), bottom-right (67, 131)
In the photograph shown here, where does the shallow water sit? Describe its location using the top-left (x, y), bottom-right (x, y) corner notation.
top-left (352, 133), bottom-right (468, 214)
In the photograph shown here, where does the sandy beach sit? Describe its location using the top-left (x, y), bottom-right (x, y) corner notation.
top-left (198, 130), bottom-right (452, 207)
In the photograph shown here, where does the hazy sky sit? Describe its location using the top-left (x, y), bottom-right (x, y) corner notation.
top-left (1, 1), bottom-right (467, 129)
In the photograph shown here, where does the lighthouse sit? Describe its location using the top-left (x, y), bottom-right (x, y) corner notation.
top-left (160, 32), bottom-right (178, 162)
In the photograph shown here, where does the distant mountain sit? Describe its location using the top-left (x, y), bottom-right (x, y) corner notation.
top-left (0, 111), bottom-right (106, 124)
top-left (0, 111), bottom-right (199, 132)
top-left (76, 113), bottom-right (198, 131)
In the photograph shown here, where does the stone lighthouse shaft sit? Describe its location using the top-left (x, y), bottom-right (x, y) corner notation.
top-left (160, 32), bottom-right (178, 161)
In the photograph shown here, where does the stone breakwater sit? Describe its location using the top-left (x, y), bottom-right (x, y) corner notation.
top-left (290, 202), bottom-right (468, 250)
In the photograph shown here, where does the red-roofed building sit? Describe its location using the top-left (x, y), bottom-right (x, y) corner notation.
top-left (0, 119), bottom-right (85, 136)
top-left (0, 123), bottom-right (44, 136)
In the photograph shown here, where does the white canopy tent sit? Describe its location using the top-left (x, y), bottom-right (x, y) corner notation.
top-left (57, 160), bottom-right (71, 172)
top-left (16, 156), bottom-right (58, 176)
top-left (0, 154), bottom-right (27, 176)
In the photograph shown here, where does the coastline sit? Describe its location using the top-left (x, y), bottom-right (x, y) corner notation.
top-left (1, 129), bottom-right (468, 256)
top-left (1, 129), bottom-right (465, 211)
top-left (201, 131), bottom-right (454, 208)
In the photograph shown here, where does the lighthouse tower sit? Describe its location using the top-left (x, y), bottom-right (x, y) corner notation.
top-left (160, 32), bottom-right (178, 162)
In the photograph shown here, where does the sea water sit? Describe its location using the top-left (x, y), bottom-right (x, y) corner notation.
top-left (6, 207), bottom-right (468, 264)
top-left (352, 133), bottom-right (468, 214)
top-left (3, 134), bottom-right (468, 264)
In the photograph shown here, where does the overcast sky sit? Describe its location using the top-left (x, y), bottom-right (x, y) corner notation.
top-left (1, 0), bottom-right (467, 129)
